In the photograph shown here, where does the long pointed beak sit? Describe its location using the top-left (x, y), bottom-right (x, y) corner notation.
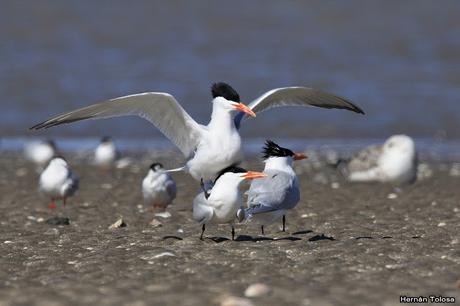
top-left (241, 171), bottom-right (266, 180)
top-left (293, 152), bottom-right (307, 160)
top-left (232, 102), bottom-right (256, 117)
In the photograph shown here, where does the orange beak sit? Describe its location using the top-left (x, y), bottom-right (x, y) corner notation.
top-left (293, 152), bottom-right (307, 160)
top-left (241, 171), bottom-right (266, 180)
top-left (232, 102), bottom-right (256, 117)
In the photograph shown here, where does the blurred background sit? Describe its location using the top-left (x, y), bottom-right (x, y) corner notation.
top-left (1, 0), bottom-right (459, 152)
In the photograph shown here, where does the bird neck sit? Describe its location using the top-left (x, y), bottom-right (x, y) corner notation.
top-left (208, 103), bottom-right (235, 131)
top-left (264, 157), bottom-right (294, 173)
top-left (210, 177), bottom-right (242, 200)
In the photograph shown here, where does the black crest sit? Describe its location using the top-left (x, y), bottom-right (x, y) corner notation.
top-left (101, 136), bottom-right (112, 143)
top-left (214, 165), bottom-right (247, 184)
top-left (149, 162), bottom-right (163, 171)
top-left (211, 82), bottom-right (240, 102)
top-left (262, 140), bottom-right (294, 159)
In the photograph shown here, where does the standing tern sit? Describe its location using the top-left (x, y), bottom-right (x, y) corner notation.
top-left (142, 162), bottom-right (177, 212)
top-left (192, 166), bottom-right (266, 240)
top-left (30, 82), bottom-right (364, 181)
top-left (39, 156), bottom-right (79, 208)
top-left (94, 136), bottom-right (119, 168)
top-left (242, 140), bottom-right (306, 235)
top-left (338, 135), bottom-right (417, 184)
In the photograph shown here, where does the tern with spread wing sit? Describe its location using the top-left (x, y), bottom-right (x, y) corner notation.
top-left (242, 140), bottom-right (306, 235)
top-left (31, 82), bottom-right (364, 182)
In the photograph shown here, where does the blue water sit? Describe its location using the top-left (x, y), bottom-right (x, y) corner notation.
top-left (1, 1), bottom-right (460, 140)
top-left (3, 136), bottom-right (460, 161)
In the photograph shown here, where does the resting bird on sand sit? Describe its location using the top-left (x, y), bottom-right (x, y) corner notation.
top-left (338, 135), bottom-right (417, 184)
top-left (39, 156), bottom-right (79, 208)
top-left (94, 136), bottom-right (119, 168)
top-left (31, 82), bottom-right (364, 183)
top-left (193, 166), bottom-right (266, 240)
top-left (24, 139), bottom-right (57, 168)
top-left (142, 163), bottom-right (177, 212)
top-left (242, 140), bottom-right (306, 235)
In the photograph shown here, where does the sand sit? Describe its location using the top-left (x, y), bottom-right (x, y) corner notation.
top-left (0, 153), bottom-right (459, 306)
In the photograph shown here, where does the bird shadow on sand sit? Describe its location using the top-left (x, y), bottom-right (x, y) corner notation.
top-left (162, 235), bottom-right (183, 241)
top-left (308, 234), bottom-right (335, 241)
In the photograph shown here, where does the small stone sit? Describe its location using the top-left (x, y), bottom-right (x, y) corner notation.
top-left (387, 193), bottom-right (398, 199)
top-left (244, 283), bottom-right (271, 298)
top-left (155, 211), bottom-right (172, 219)
top-left (177, 229), bottom-right (184, 234)
top-left (15, 168), bottom-right (28, 177)
top-left (149, 218), bottom-right (163, 228)
top-left (44, 228), bottom-right (60, 236)
top-left (301, 213), bottom-right (317, 218)
top-left (4, 240), bottom-right (13, 244)
top-left (109, 218), bottom-right (126, 229)
top-left (27, 216), bottom-right (36, 221)
top-left (37, 217), bottom-right (45, 223)
top-left (437, 222), bottom-right (446, 227)
top-left (101, 183), bottom-right (112, 189)
top-left (46, 217), bottom-right (70, 225)
top-left (153, 252), bottom-right (175, 259)
top-left (220, 296), bottom-right (254, 306)
top-left (331, 182), bottom-right (340, 189)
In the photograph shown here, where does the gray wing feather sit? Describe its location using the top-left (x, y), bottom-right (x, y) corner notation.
top-left (234, 87), bottom-right (364, 128)
top-left (246, 170), bottom-right (299, 215)
top-left (30, 93), bottom-right (204, 158)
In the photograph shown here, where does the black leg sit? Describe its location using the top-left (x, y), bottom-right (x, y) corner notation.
top-left (200, 224), bottom-right (206, 240)
top-left (282, 215), bottom-right (286, 232)
top-left (231, 225), bottom-right (235, 241)
top-left (261, 225), bottom-right (265, 236)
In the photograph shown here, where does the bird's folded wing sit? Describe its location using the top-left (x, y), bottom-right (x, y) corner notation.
top-left (246, 172), bottom-right (294, 212)
top-left (234, 87), bottom-right (364, 128)
top-left (30, 92), bottom-right (205, 158)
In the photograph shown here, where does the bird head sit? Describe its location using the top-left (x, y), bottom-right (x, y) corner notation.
top-left (211, 82), bottom-right (256, 117)
top-left (149, 162), bottom-right (164, 172)
top-left (262, 140), bottom-right (307, 161)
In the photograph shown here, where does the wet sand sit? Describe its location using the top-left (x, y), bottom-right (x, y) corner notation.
top-left (0, 153), bottom-right (459, 306)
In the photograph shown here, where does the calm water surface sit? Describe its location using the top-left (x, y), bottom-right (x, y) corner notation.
top-left (1, 1), bottom-right (459, 141)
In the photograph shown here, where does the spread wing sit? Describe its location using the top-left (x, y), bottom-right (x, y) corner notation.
top-left (234, 87), bottom-right (364, 129)
top-left (30, 92), bottom-right (205, 158)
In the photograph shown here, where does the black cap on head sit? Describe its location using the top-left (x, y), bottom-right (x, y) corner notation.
top-left (45, 139), bottom-right (56, 148)
top-left (262, 140), bottom-right (294, 159)
top-left (149, 162), bottom-right (163, 171)
top-left (211, 82), bottom-right (240, 102)
top-left (101, 136), bottom-right (112, 143)
top-left (214, 165), bottom-right (247, 184)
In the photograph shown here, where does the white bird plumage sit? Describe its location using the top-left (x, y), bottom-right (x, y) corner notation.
top-left (24, 139), bottom-right (57, 168)
top-left (30, 82), bottom-right (363, 182)
top-left (243, 140), bottom-right (306, 234)
top-left (192, 166), bottom-right (266, 240)
top-left (142, 163), bottom-right (177, 212)
top-left (340, 135), bottom-right (417, 184)
top-left (39, 157), bottom-right (79, 207)
top-left (94, 136), bottom-right (119, 167)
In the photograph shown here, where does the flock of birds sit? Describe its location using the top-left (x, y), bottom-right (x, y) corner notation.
top-left (25, 82), bottom-right (418, 239)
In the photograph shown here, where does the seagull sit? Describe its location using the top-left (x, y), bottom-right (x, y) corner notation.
top-left (142, 162), bottom-right (177, 212)
top-left (39, 156), bottom-right (79, 209)
top-left (192, 166), bottom-right (266, 240)
top-left (30, 82), bottom-right (364, 182)
top-left (242, 140), bottom-right (306, 235)
top-left (338, 135), bottom-right (417, 184)
top-left (94, 136), bottom-right (119, 168)
top-left (24, 139), bottom-right (57, 167)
